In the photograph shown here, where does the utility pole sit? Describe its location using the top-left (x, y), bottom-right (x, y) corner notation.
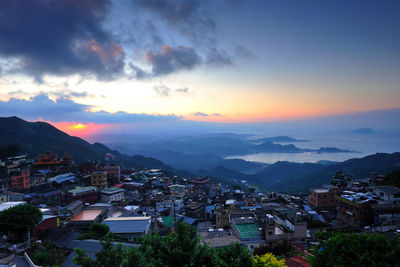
top-left (27, 227), bottom-right (30, 249)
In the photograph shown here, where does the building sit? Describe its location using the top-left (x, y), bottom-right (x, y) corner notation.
top-left (265, 208), bottom-right (307, 245)
top-left (68, 186), bottom-right (98, 204)
top-left (336, 189), bottom-right (400, 231)
top-left (34, 215), bottom-right (58, 239)
top-left (10, 167), bottom-right (30, 190)
top-left (65, 201), bottom-right (107, 229)
top-left (374, 186), bottom-right (400, 201)
top-left (34, 153), bottom-right (63, 169)
top-left (100, 187), bottom-right (125, 203)
top-left (101, 166), bottom-right (120, 181)
top-left (102, 216), bottom-right (151, 241)
top-left (91, 171), bottom-right (107, 189)
top-left (0, 193), bottom-right (8, 204)
top-left (308, 189), bottom-right (336, 210)
top-left (169, 184), bottom-right (186, 197)
top-left (185, 203), bottom-right (206, 221)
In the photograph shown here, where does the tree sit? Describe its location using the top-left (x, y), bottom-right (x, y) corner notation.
top-left (74, 233), bottom-right (144, 267)
top-left (310, 232), bottom-right (400, 267)
top-left (253, 253), bottom-right (287, 267)
top-left (140, 221), bottom-right (215, 267)
top-left (89, 223), bottom-right (110, 237)
top-left (32, 240), bottom-right (65, 267)
top-left (74, 221), bottom-right (257, 267)
top-left (0, 204), bottom-right (42, 240)
top-left (214, 243), bottom-right (253, 267)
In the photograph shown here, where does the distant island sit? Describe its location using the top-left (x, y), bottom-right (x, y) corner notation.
top-left (352, 128), bottom-right (374, 134)
top-left (250, 136), bottom-right (309, 143)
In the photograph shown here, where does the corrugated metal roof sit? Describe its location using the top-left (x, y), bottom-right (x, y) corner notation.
top-left (103, 217), bottom-right (150, 234)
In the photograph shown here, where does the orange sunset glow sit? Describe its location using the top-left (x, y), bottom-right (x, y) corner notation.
top-left (48, 121), bottom-right (110, 138)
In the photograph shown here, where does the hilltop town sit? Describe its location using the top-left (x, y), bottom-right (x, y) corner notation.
top-left (0, 151), bottom-right (399, 266)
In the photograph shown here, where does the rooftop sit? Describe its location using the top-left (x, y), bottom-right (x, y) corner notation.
top-left (313, 189), bottom-right (330, 193)
top-left (101, 187), bottom-right (125, 194)
top-left (234, 223), bottom-right (261, 240)
top-left (374, 186), bottom-right (400, 195)
top-left (70, 209), bottom-right (103, 222)
top-left (68, 186), bottom-right (97, 195)
top-left (104, 216), bottom-right (151, 221)
top-left (0, 201), bottom-right (26, 212)
top-left (103, 217), bottom-right (151, 234)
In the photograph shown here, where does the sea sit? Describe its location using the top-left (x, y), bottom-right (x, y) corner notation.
top-left (226, 133), bottom-right (400, 164)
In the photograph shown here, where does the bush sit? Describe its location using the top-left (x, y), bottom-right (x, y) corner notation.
top-left (310, 233), bottom-right (400, 267)
top-left (33, 241), bottom-right (65, 266)
top-left (89, 223), bottom-right (110, 237)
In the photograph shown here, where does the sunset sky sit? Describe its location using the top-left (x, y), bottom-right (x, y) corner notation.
top-left (0, 0), bottom-right (399, 138)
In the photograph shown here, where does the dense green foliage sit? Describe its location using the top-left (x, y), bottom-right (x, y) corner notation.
top-left (253, 253), bottom-right (287, 267)
top-left (306, 219), bottom-right (331, 229)
top-left (253, 241), bottom-right (294, 258)
top-left (74, 221), bottom-right (255, 267)
top-left (310, 232), bottom-right (400, 267)
top-left (0, 144), bottom-right (20, 160)
top-left (0, 204), bottom-right (42, 234)
top-left (32, 240), bottom-right (65, 267)
top-left (376, 171), bottom-right (400, 188)
top-left (77, 223), bottom-right (110, 240)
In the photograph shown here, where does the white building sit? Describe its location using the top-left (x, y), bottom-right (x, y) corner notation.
top-left (101, 187), bottom-right (125, 203)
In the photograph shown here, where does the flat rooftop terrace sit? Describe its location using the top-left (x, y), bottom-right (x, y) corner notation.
top-left (235, 223), bottom-right (261, 239)
top-left (70, 209), bottom-right (103, 222)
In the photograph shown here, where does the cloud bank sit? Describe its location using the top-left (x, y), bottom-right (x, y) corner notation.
top-left (0, 0), bottom-right (250, 82)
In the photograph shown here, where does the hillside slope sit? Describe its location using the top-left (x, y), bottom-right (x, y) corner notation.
top-left (0, 117), bottom-right (185, 172)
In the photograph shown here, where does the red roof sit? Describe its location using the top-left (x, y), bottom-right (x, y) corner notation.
top-left (285, 256), bottom-right (311, 267)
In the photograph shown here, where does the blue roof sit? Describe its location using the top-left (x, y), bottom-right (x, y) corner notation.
top-left (182, 216), bottom-right (197, 225)
top-left (43, 189), bottom-right (63, 198)
top-left (303, 205), bottom-right (313, 211)
top-left (206, 205), bottom-right (215, 213)
top-left (239, 205), bottom-right (262, 210)
top-left (38, 169), bottom-right (52, 174)
top-left (157, 207), bottom-right (169, 213)
top-left (53, 176), bottom-right (75, 184)
top-left (176, 215), bottom-right (197, 225)
top-left (103, 218), bottom-right (150, 234)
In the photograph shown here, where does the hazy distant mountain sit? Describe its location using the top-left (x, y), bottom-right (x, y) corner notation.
top-left (250, 136), bottom-right (308, 143)
top-left (0, 116), bottom-right (188, 173)
top-left (352, 128), bottom-right (374, 134)
top-left (111, 137), bottom-right (354, 158)
top-left (112, 148), bottom-right (266, 173)
top-left (196, 152), bottom-right (400, 193)
top-left (267, 152), bottom-right (400, 193)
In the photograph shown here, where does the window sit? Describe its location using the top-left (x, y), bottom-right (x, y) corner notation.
top-left (268, 231), bottom-right (273, 235)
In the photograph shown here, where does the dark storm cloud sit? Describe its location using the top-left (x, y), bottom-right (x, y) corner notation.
top-left (131, 45), bottom-right (201, 78)
top-left (147, 45), bottom-right (201, 76)
top-left (0, 93), bottom-right (180, 123)
top-left (0, 0), bottom-right (124, 80)
top-left (134, 0), bottom-right (213, 28)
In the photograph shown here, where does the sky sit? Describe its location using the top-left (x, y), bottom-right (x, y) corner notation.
top-left (0, 0), bottom-right (399, 139)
